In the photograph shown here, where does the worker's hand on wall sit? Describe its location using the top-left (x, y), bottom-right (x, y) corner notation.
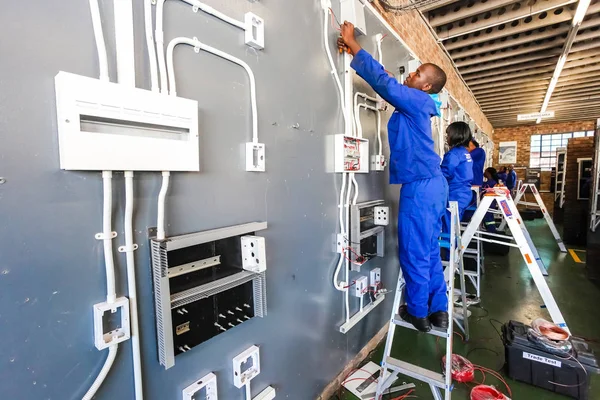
top-left (338, 21), bottom-right (361, 56)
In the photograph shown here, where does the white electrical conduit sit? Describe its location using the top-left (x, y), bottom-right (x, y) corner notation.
top-left (354, 103), bottom-right (382, 157)
top-left (83, 171), bottom-right (118, 400)
top-left (123, 172), bottom-right (143, 400)
top-left (344, 173), bottom-right (354, 322)
top-left (88, 0), bottom-right (109, 82)
top-left (155, 0), bottom-right (245, 93)
top-left (144, 0), bottom-right (159, 92)
top-left (157, 171), bottom-right (171, 241)
top-left (332, 172), bottom-right (348, 292)
top-left (166, 37), bottom-right (259, 144)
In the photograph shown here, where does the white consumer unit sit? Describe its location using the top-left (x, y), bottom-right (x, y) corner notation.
top-left (55, 71), bottom-right (200, 171)
top-left (334, 134), bottom-right (369, 173)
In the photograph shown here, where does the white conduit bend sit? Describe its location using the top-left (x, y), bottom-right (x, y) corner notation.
top-left (144, 0), bottom-right (159, 92)
top-left (165, 37), bottom-right (259, 144)
top-left (157, 171), bottom-right (171, 241)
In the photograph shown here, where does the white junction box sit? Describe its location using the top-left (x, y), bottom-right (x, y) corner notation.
top-left (233, 345), bottom-right (261, 388)
top-left (374, 206), bottom-right (389, 226)
top-left (93, 296), bottom-right (131, 350)
top-left (182, 372), bottom-right (218, 400)
top-left (341, 0), bottom-right (367, 36)
top-left (371, 155), bottom-right (386, 171)
top-left (334, 134), bottom-right (369, 173)
top-left (246, 142), bottom-right (266, 172)
top-left (353, 276), bottom-right (368, 298)
top-left (245, 12), bottom-right (265, 50)
top-left (55, 71), bottom-right (200, 171)
top-left (370, 268), bottom-right (381, 289)
top-left (241, 235), bottom-right (267, 273)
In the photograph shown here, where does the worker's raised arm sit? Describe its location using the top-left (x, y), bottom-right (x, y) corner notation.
top-left (338, 22), bottom-right (426, 114)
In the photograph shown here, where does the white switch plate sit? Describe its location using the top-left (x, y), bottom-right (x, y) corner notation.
top-left (374, 206), bottom-right (389, 226)
top-left (371, 155), bottom-right (386, 171)
top-left (233, 345), bottom-right (261, 388)
top-left (246, 142), bottom-right (266, 172)
top-left (182, 372), bottom-right (218, 400)
top-left (245, 13), bottom-right (265, 50)
top-left (241, 236), bottom-right (267, 273)
top-left (370, 268), bottom-right (381, 289)
top-left (352, 276), bottom-right (368, 298)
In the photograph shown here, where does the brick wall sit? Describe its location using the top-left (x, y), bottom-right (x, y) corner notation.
top-left (373, 1), bottom-right (493, 135)
top-left (492, 120), bottom-right (596, 167)
top-left (564, 136), bottom-right (595, 245)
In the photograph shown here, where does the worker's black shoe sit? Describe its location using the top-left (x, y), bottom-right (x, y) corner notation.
top-left (399, 305), bottom-right (431, 332)
top-left (429, 311), bottom-right (449, 329)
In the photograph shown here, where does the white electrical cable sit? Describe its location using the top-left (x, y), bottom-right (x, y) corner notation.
top-left (245, 382), bottom-right (252, 400)
top-left (332, 172), bottom-right (347, 291)
top-left (82, 345), bottom-right (118, 400)
top-left (323, 8), bottom-right (349, 131)
top-left (83, 171), bottom-right (118, 400)
top-left (88, 0), bottom-right (110, 82)
top-left (157, 171), bottom-right (170, 241)
top-left (355, 103), bottom-right (383, 156)
top-left (144, 0), bottom-right (159, 92)
top-left (155, 0), bottom-right (246, 93)
top-left (376, 36), bottom-right (383, 65)
top-left (344, 172), bottom-right (354, 323)
top-left (124, 172), bottom-right (143, 400)
top-left (166, 37), bottom-right (259, 143)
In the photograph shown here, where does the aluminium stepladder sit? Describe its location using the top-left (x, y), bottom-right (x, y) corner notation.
top-left (462, 187), bottom-right (570, 333)
top-left (555, 147), bottom-right (567, 208)
top-left (375, 202), bottom-right (469, 400)
top-left (461, 186), bottom-right (484, 299)
top-left (498, 183), bottom-right (567, 253)
top-left (590, 119), bottom-right (600, 232)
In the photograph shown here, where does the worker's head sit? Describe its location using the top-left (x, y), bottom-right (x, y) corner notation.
top-left (499, 166), bottom-right (507, 173)
top-left (468, 138), bottom-right (480, 152)
top-left (508, 164), bottom-right (514, 171)
top-left (446, 121), bottom-right (471, 148)
top-left (404, 63), bottom-right (447, 94)
top-left (485, 167), bottom-right (499, 182)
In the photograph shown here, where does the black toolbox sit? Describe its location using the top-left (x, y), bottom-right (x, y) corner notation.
top-left (502, 320), bottom-right (599, 399)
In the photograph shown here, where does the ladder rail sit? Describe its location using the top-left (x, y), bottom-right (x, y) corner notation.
top-left (590, 119), bottom-right (600, 232)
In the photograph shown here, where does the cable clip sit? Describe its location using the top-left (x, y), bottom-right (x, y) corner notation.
top-left (118, 244), bottom-right (139, 253)
top-left (95, 231), bottom-right (117, 240)
top-left (193, 37), bottom-right (200, 53)
top-left (192, 5), bottom-right (199, 12)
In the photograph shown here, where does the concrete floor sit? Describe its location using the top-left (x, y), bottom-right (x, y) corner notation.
top-left (334, 219), bottom-right (600, 399)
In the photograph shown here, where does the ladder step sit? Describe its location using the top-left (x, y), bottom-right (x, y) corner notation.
top-left (392, 315), bottom-right (449, 338)
top-left (383, 356), bottom-right (446, 389)
top-left (464, 270), bottom-right (479, 277)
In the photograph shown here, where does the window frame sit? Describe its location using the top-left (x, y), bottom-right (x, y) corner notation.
top-left (529, 130), bottom-right (594, 170)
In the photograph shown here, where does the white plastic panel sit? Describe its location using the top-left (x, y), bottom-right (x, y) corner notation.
top-left (93, 296), bottom-right (131, 350)
top-left (55, 71), bottom-right (200, 171)
top-left (334, 134), bottom-right (369, 173)
top-left (341, 0), bottom-right (367, 36)
top-left (182, 372), bottom-right (218, 400)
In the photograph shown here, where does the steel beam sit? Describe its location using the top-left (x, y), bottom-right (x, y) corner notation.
top-left (459, 50), bottom-right (561, 74)
top-left (455, 40), bottom-right (564, 68)
top-left (462, 58), bottom-right (558, 79)
top-left (429, 0), bottom-right (522, 27)
top-left (421, 0), bottom-right (460, 13)
top-left (469, 72), bottom-right (553, 89)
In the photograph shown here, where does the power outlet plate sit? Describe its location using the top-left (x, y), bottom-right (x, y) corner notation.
top-left (245, 13), bottom-right (265, 50)
top-left (182, 372), bottom-right (218, 400)
top-left (241, 236), bottom-right (267, 273)
top-left (246, 142), bottom-right (266, 172)
top-left (371, 155), bottom-right (386, 171)
top-left (352, 276), bottom-right (368, 298)
top-left (374, 206), bottom-right (389, 226)
top-left (370, 268), bottom-right (381, 289)
top-left (233, 345), bottom-right (261, 388)
top-left (335, 233), bottom-right (348, 254)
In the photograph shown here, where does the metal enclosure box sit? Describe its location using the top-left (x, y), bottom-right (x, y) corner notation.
top-left (55, 71), bottom-right (200, 171)
top-left (150, 222), bottom-right (268, 369)
top-left (349, 200), bottom-right (386, 271)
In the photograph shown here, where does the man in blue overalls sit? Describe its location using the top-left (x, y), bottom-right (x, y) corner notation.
top-left (339, 22), bottom-right (448, 332)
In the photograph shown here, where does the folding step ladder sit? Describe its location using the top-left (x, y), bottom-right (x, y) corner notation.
top-left (555, 147), bottom-right (567, 208)
top-left (461, 186), bottom-right (483, 299)
top-left (375, 202), bottom-right (468, 400)
top-left (498, 183), bottom-right (567, 253)
top-left (462, 187), bottom-right (570, 333)
top-left (590, 119), bottom-right (600, 232)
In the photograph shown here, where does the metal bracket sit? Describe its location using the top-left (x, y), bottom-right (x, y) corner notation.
top-left (95, 231), bottom-right (117, 240)
top-left (118, 243), bottom-right (139, 253)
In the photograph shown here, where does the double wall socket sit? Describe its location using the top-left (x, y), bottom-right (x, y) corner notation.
top-left (182, 372), bottom-right (218, 400)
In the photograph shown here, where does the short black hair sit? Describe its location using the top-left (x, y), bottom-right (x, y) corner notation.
top-left (446, 121), bottom-right (471, 148)
top-left (423, 63), bottom-right (447, 94)
top-left (471, 138), bottom-right (480, 148)
top-left (485, 167), bottom-right (499, 182)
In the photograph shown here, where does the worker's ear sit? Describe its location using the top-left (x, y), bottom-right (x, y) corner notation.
top-left (422, 82), bottom-right (433, 93)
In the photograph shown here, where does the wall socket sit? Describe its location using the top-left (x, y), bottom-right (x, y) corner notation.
top-left (241, 236), bottom-right (267, 273)
top-left (353, 276), bottom-right (368, 297)
top-left (233, 346), bottom-right (261, 388)
top-left (371, 155), bottom-right (386, 171)
top-left (374, 206), bottom-right (389, 226)
top-left (370, 268), bottom-right (381, 289)
top-left (246, 142), bottom-right (266, 172)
